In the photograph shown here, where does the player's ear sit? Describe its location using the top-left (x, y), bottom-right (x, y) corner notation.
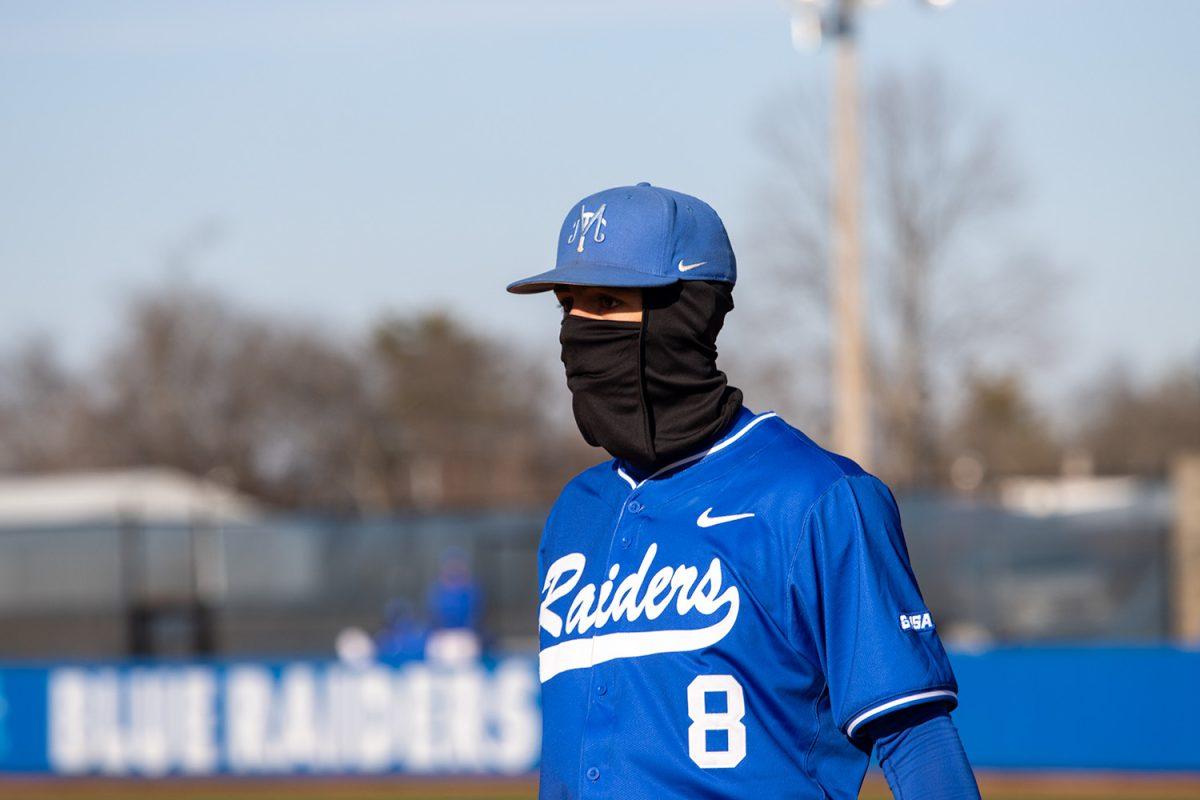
top-left (554, 287), bottom-right (573, 313)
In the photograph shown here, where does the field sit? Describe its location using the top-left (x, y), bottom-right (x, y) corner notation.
top-left (3, 774), bottom-right (1200, 800)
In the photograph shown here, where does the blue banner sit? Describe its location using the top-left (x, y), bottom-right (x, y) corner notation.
top-left (0, 659), bottom-right (540, 776)
top-left (951, 646), bottom-right (1200, 771)
top-left (1, 647), bottom-right (1197, 775)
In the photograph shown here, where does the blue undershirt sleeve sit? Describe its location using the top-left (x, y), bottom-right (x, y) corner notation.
top-left (867, 706), bottom-right (980, 800)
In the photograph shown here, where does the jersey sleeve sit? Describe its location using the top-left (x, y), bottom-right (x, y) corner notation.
top-left (787, 474), bottom-right (958, 739)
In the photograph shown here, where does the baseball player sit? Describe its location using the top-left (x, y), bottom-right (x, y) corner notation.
top-left (508, 183), bottom-right (979, 799)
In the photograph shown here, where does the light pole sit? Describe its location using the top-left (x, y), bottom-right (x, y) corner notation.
top-left (785, 0), bottom-right (953, 468)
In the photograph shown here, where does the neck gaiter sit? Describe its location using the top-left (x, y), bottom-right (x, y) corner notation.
top-left (559, 280), bottom-right (743, 474)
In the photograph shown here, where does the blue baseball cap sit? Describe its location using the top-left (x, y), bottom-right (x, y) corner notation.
top-left (506, 182), bottom-right (736, 294)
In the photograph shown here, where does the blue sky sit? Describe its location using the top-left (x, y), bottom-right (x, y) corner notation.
top-left (1, 0), bottom-right (1197, 400)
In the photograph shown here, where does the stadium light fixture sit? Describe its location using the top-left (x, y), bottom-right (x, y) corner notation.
top-left (785, 0), bottom-right (955, 50)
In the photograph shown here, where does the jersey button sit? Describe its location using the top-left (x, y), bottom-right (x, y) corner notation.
top-left (586, 767), bottom-right (600, 781)
top-left (620, 535), bottom-right (631, 549)
top-left (627, 500), bottom-right (643, 513)
top-left (596, 683), bottom-right (607, 696)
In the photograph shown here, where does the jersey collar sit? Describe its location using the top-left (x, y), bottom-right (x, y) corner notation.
top-left (615, 407), bottom-right (777, 490)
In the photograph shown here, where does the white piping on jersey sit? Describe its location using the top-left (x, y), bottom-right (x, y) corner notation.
top-left (845, 689), bottom-right (958, 738)
top-left (615, 411), bottom-right (778, 490)
top-left (617, 468), bottom-right (638, 490)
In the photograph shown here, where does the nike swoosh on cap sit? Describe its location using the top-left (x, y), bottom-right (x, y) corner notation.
top-left (677, 260), bottom-right (706, 272)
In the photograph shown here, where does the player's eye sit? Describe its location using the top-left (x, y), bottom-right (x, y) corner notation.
top-left (596, 294), bottom-right (622, 311)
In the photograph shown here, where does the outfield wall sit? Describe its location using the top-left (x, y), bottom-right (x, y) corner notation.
top-left (951, 646), bottom-right (1200, 771)
top-left (0, 647), bottom-right (1195, 775)
top-left (0, 658), bottom-right (541, 776)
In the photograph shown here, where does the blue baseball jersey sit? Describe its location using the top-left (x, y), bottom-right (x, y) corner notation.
top-left (536, 407), bottom-right (957, 799)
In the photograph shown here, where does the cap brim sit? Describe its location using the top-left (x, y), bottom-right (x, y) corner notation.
top-left (506, 263), bottom-right (678, 295)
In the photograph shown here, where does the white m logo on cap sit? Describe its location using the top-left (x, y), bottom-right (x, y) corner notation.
top-left (567, 203), bottom-right (607, 253)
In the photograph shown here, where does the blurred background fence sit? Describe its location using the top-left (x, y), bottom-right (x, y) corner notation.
top-left (0, 484), bottom-right (1177, 662)
top-left (0, 507), bottom-right (541, 659)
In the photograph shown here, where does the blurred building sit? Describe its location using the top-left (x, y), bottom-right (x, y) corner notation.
top-left (0, 468), bottom-right (261, 526)
top-left (904, 475), bottom-right (1172, 646)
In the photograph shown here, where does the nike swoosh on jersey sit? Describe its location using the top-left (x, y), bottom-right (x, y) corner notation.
top-left (696, 507), bottom-right (756, 527)
top-left (677, 260), bottom-right (706, 272)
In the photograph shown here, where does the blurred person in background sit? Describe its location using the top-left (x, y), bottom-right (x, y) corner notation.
top-left (374, 598), bottom-right (429, 663)
top-left (424, 547), bottom-right (482, 665)
top-left (428, 546), bottom-right (481, 630)
top-left (507, 183), bottom-right (979, 799)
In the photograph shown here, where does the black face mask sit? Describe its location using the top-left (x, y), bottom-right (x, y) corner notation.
top-left (559, 281), bottom-right (743, 474)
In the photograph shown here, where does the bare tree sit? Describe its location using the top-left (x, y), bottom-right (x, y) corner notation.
top-left (361, 311), bottom-right (569, 511)
top-left (90, 282), bottom-right (368, 509)
top-left (0, 279), bottom-right (582, 514)
top-left (945, 369), bottom-right (1061, 486)
top-left (0, 338), bottom-right (93, 471)
top-left (733, 83), bottom-right (833, 437)
top-left (1076, 359), bottom-right (1200, 476)
top-left (745, 64), bottom-right (1059, 487)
